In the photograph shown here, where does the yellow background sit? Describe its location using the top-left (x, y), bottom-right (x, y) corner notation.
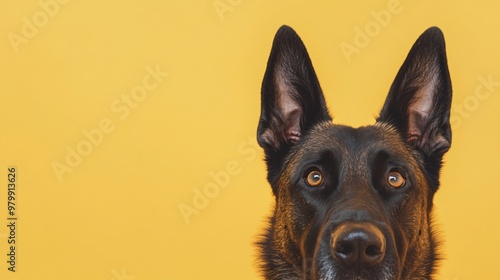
top-left (0, 0), bottom-right (499, 279)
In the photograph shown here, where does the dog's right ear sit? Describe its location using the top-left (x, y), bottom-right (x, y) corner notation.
top-left (257, 25), bottom-right (331, 189)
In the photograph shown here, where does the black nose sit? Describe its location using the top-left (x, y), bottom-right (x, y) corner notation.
top-left (331, 222), bottom-right (386, 269)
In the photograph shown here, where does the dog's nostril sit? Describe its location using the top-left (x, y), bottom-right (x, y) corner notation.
top-left (334, 242), bottom-right (353, 256)
top-left (365, 244), bottom-right (381, 257)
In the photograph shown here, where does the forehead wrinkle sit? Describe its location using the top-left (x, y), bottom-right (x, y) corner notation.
top-left (329, 125), bottom-right (413, 187)
top-left (291, 122), bottom-right (346, 159)
top-left (372, 124), bottom-right (422, 166)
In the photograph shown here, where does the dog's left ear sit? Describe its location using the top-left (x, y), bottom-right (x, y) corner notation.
top-left (377, 27), bottom-right (452, 157)
top-left (377, 27), bottom-right (452, 187)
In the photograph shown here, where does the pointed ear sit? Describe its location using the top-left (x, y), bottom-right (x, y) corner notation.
top-left (377, 27), bottom-right (452, 188)
top-left (257, 25), bottom-right (331, 186)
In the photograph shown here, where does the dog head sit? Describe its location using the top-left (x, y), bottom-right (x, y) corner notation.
top-left (257, 26), bottom-right (452, 280)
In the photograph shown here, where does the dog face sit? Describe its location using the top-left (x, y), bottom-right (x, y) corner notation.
top-left (257, 26), bottom-right (451, 280)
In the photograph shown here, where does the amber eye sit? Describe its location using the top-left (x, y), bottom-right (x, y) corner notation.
top-left (305, 170), bottom-right (323, 187)
top-left (387, 170), bottom-right (405, 188)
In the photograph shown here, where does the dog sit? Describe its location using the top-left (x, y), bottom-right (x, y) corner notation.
top-left (256, 25), bottom-right (452, 280)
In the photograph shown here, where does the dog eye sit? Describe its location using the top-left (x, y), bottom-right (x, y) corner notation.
top-left (305, 170), bottom-right (323, 187)
top-left (387, 170), bottom-right (405, 188)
